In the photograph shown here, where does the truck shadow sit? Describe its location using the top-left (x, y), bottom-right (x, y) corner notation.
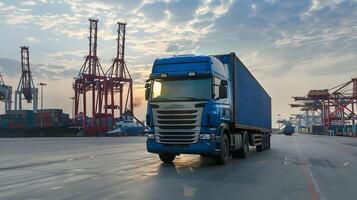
top-left (155, 147), bottom-right (271, 173)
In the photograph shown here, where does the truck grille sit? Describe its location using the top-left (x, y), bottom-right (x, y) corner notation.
top-left (153, 108), bottom-right (202, 144)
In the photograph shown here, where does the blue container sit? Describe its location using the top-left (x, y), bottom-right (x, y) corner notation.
top-left (283, 125), bottom-right (295, 135)
top-left (214, 53), bottom-right (272, 131)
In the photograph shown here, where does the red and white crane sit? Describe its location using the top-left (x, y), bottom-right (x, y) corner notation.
top-left (73, 19), bottom-right (109, 135)
top-left (292, 78), bottom-right (357, 130)
top-left (105, 22), bottom-right (133, 123)
top-left (73, 19), bottom-right (134, 135)
top-left (14, 46), bottom-right (38, 111)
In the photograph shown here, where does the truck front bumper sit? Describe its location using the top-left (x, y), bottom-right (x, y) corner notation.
top-left (147, 139), bottom-right (218, 155)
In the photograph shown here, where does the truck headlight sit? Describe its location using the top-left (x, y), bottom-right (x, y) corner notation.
top-left (147, 133), bottom-right (155, 139)
top-left (200, 134), bottom-right (216, 140)
top-left (200, 134), bottom-right (210, 140)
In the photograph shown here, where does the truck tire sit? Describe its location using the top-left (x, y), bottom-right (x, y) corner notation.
top-left (267, 134), bottom-right (271, 149)
top-left (159, 153), bottom-right (176, 163)
top-left (263, 134), bottom-right (267, 151)
top-left (214, 133), bottom-right (230, 165)
top-left (232, 132), bottom-right (249, 159)
top-left (256, 134), bottom-right (263, 152)
top-left (263, 133), bottom-right (267, 151)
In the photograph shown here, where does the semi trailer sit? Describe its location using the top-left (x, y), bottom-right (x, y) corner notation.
top-left (145, 52), bottom-right (272, 164)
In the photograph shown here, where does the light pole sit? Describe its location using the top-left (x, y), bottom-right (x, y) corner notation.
top-left (70, 97), bottom-right (75, 121)
top-left (38, 83), bottom-right (47, 110)
top-left (277, 114), bottom-right (282, 129)
top-left (38, 83), bottom-right (47, 136)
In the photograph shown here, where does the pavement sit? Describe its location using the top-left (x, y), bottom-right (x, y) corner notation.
top-left (0, 134), bottom-right (357, 200)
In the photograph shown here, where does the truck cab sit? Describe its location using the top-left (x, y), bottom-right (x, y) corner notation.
top-left (145, 54), bottom-right (271, 164)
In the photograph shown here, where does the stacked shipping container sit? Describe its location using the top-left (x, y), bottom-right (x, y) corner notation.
top-left (0, 110), bottom-right (36, 129)
top-left (0, 109), bottom-right (70, 129)
top-left (308, 125), bottom-right (357, 137)
top-left (35, 109), bottom-right (70, 128)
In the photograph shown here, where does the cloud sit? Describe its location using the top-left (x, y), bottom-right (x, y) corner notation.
top-left (0, 58), bottom-right (20, 77)
top-left (21, 1), bottom-right (37, 6)
top-left (25, 36), bottom-right (39, 43)
top-left (275, 1), bottom-right (357, 48)
top-left (168, 0), bottom-right (201, 24)
top-left (0, 58), bottom-right (77, 81)
top-left (1, 0), bottom-right (355, 121)
top-left (0, 0), bottom-right (233, 69)
top-left (198, 0), bottom-right (357, 79)
top-left (139, 1), bottom-right (168, 22)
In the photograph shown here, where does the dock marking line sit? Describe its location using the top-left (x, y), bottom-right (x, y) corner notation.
top-left (342, 161), bottom-right (350, 167)
top-left (311, 136), bottom-right (357, 151)
top-left (294, 136), bottom-right (322, 200)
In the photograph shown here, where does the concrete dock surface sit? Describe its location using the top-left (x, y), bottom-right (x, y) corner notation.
top-left (0, 134), bottom-right (357, 200)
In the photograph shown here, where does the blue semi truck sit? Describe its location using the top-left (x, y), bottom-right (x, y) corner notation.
top-left (145, 53), bottom-right (272, 164)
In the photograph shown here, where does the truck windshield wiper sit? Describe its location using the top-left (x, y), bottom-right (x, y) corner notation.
top-left (152, 97), bottom-right (172, 101)
top-left (173, 97), bottom-right (207, 101)
top-left (153, 97), bottom-right (207, 101)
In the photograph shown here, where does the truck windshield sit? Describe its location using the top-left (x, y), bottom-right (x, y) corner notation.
top-left (151, 78), bottom-right (211, 101)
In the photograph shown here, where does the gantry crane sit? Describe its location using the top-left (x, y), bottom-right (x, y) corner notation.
top-left (14, 46), bottom-right (38, 111)
top-left (0, 73), bottom-right (12, 113)
top-left (292, 78), bottom-right (357, 130)
top-left (105, 22), bottom-right (133, 124)
top-left (73, 19), bottom-right (108, 135)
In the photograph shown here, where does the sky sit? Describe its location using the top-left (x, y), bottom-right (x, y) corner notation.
top-left (0, 0), bottom-right (356, 127)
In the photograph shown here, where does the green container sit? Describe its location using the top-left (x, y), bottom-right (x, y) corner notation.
top-left (353, 125), bottom-right (357, 134)
top-left (0, 118), bottom-right (8, 129)
top-left (337, 126), bottom-right (344, 132)
top-left (4, 110), bottom-right (36, 128)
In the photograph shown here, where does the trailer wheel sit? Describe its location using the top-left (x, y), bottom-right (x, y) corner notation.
top-left (214, 133), bottom-right (230, 165)
top-left (264, 133), bottom-right (268, 150)
top-left (256, 134), bottom-right (263, 152)
top-left (263, 134), bottom-right (267, 150)
top-left (159, 153), bottom-right (176, 163)
top-left (267, 134), bottom-right (271, 149)
top-left (232, 132), bottom-right (249, 158)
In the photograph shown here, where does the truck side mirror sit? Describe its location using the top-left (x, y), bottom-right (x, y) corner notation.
top-left (145, 83), bottom-right (150, 101)
top-left (219, 85), bottom-right (227, 99)
top-left (220, 80), bottom-right (228, 86)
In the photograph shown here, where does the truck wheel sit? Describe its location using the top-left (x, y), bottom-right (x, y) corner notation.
top-left (159, 153), bottom-right (176, 163)
top-left (263, 134), bottom-right (267, 151)
top-left (267, 134), bottom-right (271, 149)
top-left (214, 133), bottom-right (230, 165)
top-left (232, 132), bottom-right (249, 158)
top-left (256, 134), bottom-right (263, 152)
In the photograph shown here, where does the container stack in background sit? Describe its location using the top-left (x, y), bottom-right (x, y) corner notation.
top-left (0, 109), bottom-right (71, 130)
top-left (304, 125), bottom-right (357, 137)
top-left (299, 124), bottom-right (357, 137)
top-left (311, 125), bottom-right (324, 135)
top-left (35, 109), bottom-right (70, 128)
top-left (0, 109), bottom-right (79, 137)
top-left (0, 110), bottom-right (36, 129)
top-left (353, 125), bottom-right (357, 137)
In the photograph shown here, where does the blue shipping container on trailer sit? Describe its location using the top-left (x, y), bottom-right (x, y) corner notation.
top-left (214, 53), bottom-right (272, 131)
